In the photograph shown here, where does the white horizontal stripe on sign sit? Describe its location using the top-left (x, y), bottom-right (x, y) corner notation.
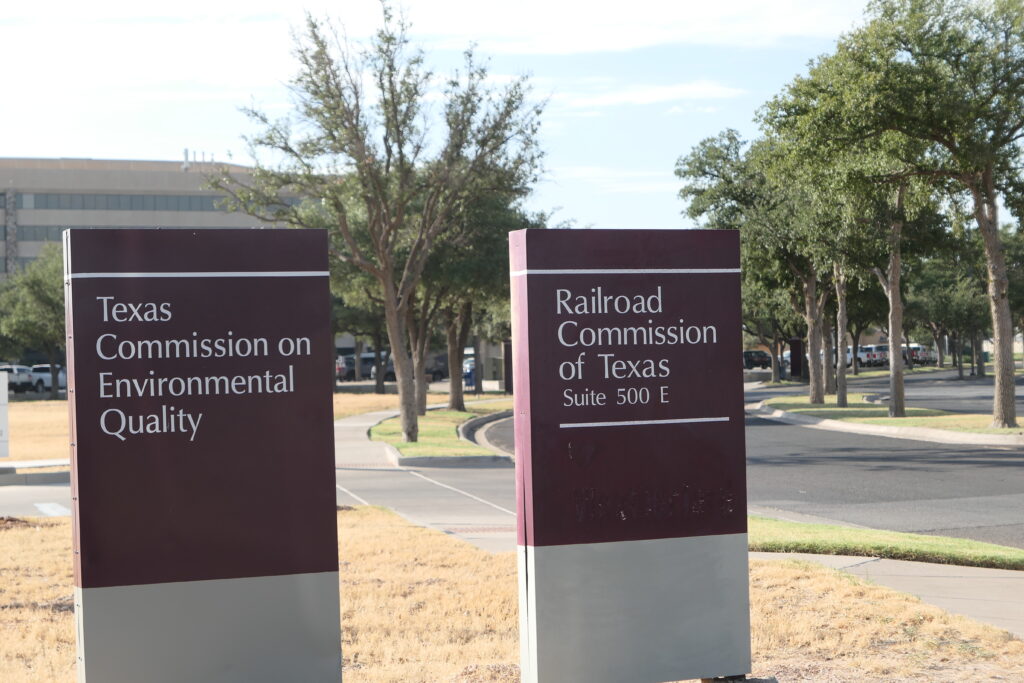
top-left (69, 271), bottom-right (329, 279)
top-left (510, 268), bottom-right (739, 277)
top-left (560, 416), bottom-right (729, 429)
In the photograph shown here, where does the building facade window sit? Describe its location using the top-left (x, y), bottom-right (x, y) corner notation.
top-left (15, 193), bottom-right (225, 211)
top-left (18, 226), bottom-right (66, 241)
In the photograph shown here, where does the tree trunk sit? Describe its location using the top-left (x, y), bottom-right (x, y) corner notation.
top-left (372, 330), bottom-right (386, 394)
top-left (975, 332), bottom-right (985, 378)
top-left (970, 177), bottom-right (1017, 427)
top-left (353, 339), bottom-right (365, 380)
top-left (931, 328), bottom-right (943, 368)
top-left (950, 335), bottom-right (958, 378)
top-left (886, 261), bottom-right (905, 418)
top-left (472, 335), bottom-right (483, 396)
top-left (769, 336), bottom-right (781, 383)
top-left (413, 351), bottom-right (428, 416)
top-left (905, 340), bottom-right (914, 371)
top-left (801, 273), bottom-right (826, 404)
top-left (875, 190), bottom-right (906, 418)
top-left (381, 282), bottom-right (418, 442)
top-left (406, 299), bottom-right (432, 417)
top-left (824, 318), bottom-right (836, 396)
top-left (447, 301), bottom-right (472, 411)
top-left (835, 265), bottom-right (848, 408)
top-left (851, 324), bottom-right (865, 376)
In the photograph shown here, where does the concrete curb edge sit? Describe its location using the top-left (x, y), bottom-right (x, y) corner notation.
top-left (369, 409), bottom-right (514, 469)
top-left (745, 401), bottom-right (1024, 447)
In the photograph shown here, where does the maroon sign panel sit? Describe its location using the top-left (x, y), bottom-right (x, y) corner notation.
top-left (65, 229), bottom-right (338, 589)
top-left (510, 228), bottom-right (747, 548)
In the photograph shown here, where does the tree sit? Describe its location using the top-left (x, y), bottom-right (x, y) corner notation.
top-left (677, 130), bottom-right (834, 403)
top-left (0, 243), bottom-right (65, 398)
top-left (212, 7), bottom-right (543, 441)
top-left (418, 188), bottom-right (542, 412)
top-left (741, 270), bottom-right (802, 383)
top-left (808, 0), bottom-right (1024, 426)
top-left (846, 280), bottom-right (888, 374)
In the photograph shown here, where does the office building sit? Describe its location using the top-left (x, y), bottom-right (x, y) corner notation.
top-left (0, 157), bottom-right (271, 279)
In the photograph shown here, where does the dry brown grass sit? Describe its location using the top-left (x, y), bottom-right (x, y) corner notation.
top-left (0, 517), bottom-right (75, 683)
top-left (748, 560), bottom-right (1024, 682)
top-left (330, 392), bottom-right (451, 419)
top-left (333, 392), bottom-right (403, 418)
top-left (3, 394), bottom-right (456, 462)
top-left (5, 401), bottom-right (69, 462)
top-left (12, 466), bottom-right (69, 475)
top-left (338, 507), bottom-right (519, 681)
top-left (3, 509), bottom-right (1023, 682)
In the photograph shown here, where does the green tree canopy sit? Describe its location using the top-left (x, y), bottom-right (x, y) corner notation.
top-left (213, 6), bottom-right (543, 441)
top-left (0, 243), bottom-right (66, 398)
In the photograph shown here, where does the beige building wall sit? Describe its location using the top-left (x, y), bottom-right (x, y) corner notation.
top-left (0, 157), bottom-right (272, 279)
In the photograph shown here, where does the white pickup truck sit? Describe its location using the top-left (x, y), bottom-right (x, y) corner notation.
top-left (0, 364), bottom-right (33, 393)
top-left (30, 364), bottom-right (67, 393)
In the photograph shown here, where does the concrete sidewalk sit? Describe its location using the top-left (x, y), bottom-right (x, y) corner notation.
top-left (333, 407), bottom-right (517, 552)
top-left (362, 411), bottom-right (1024, 640)
top-left (750, 552), bottom-right (1024, 638)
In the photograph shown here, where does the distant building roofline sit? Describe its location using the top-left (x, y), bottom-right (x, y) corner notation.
top-left (0, 157), bottom-right (253, 174)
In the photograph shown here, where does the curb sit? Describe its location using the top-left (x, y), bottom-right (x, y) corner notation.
top-left (371, 407), bottom-right (514, 468)
top-left (746, 401), bottom-right (1024, 447)
top-left (457, 410), bottom-right (513, 443)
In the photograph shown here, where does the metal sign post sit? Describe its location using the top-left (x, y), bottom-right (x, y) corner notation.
top-left (510, 228), bottom-right (750, 682)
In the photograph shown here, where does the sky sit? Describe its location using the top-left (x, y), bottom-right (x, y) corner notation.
top-left (0, 0), bottom-right (870, 229)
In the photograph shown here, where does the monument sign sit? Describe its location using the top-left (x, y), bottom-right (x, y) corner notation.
top-left (510, 228), bottom-right (750, 682)
top-left (64, 229), bottom-right (341, 682)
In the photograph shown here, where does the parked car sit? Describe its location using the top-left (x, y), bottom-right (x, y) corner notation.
top-left (742, 350), bottom-right (771, 369)
top-left (856, 345), bottom-right (872, 367)
top-left (0, 364), bottom-right (33, 392)
top-left (30, 364), bottom-right (67, 392)
top-left (335, 356), bottom-right (348, 381)
top-left (343, 353), bottom-right (379, 381)
top-left (870, 343), bottom-right (890, 367)
top-left (371, 352), bottom-right (448, 382)
top-left (427, 354), bottom-right (449, 381)
top-left (903, 343), bottom-right (935, 364)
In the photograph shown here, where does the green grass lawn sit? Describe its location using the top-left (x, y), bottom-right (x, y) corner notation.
top-left (370, 401), bottom-right (512, 458)
top-left (764, 364), bottom-right (948, 385)
top-left (764, 393), bottom-right (1024, 434)
top-left (844, 364), bottom-right (949, 379)
top-left (749, 516), bottom-right (1024, 570)
top-left (372, 398), bottom-right (1023, 567)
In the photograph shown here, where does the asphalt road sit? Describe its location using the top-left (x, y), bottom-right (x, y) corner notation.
top-left (335, 465), bottom-right (516, 553)
top-left (5, 369), bottom-right (1022, 552)
top-left (485, 390), bottom-right (1024, 549)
